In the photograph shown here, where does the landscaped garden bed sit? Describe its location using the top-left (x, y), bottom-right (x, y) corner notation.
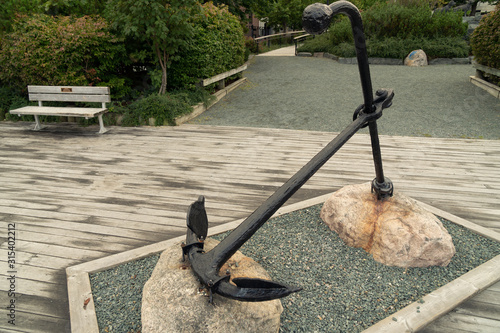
top-left (87, 201), bottom-right (500, 332)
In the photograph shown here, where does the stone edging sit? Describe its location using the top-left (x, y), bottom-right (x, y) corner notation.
top-left (66, 193), bottom-right (500, 333)
top-left (297, 52), bottom-right (472, 66)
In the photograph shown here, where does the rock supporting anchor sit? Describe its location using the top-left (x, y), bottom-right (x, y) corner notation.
top-left (183, 1), bottom-right (395, 302)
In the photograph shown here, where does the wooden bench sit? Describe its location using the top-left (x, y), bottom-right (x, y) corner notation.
top-left (9, 85), bottom-right (110, 134)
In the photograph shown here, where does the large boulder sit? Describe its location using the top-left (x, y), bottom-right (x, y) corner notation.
top-left (320, 183), bottom-right (455, 268)
top-left (404, 49), bottom-right (428, 67)
top-left (142, 238), bottom-right (283, 333)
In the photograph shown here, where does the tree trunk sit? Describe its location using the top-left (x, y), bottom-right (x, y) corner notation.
top-left (156, 45), bottom-right (168, 95)
top-left (470, 0), bottom-right (479, 16)
top-left (160, 64), bottom-right (167, 95)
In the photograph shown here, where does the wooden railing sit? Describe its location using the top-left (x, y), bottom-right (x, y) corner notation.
top-left (293, 33), bottom-right (315, 55)
top-left (254, 31), bottom-right (307, 54)
top-left (199, 64), bottom-right (248, 89)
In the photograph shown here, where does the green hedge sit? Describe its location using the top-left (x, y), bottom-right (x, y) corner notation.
top-left (470, 3), bottom-right (500, 70)
top-left (0, 14), bottom-right (128, 93)
top-left (325, 37), bottom-right (469, 59)
top-left (119, 88), bottom-right (214, 127)
top-left (168, 2), bottom-right (245, 90)
top-left (298, 2), bottom-right (469, 59)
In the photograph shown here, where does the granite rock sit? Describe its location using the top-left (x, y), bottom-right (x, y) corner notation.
top-left (404, 49), bottom-right (428, 67)
top-left (320, 183), bottom-right (455, 267)
top-left (142, 238), bottom-right (283, 333)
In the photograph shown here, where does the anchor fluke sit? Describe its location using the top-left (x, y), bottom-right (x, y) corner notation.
top-left (215, 277), bottom-right (302, 302)
top-left (186, 195), bottom-right (208, 240)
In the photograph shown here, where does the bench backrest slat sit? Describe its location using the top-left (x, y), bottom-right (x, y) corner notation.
top-left (27, 85), bottom-right (111, 103)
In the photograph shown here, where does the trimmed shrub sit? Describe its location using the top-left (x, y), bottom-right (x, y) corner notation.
top-left (326, 37), bottom-right (469, 59)
top-left (470, 4), bottom-right (500, 69)
top-left (121, 93), bottom-right (192, 126)
top-left (298, 2), bottom-right (469, 58)
top-left (168, 2), bottom-right (246, 90)
top-left (362, 2), bottom-right (467, 39)
top-left (120, 88), bottom-right (214, 126)
top-left (0, 14), bottom-right (128, 93)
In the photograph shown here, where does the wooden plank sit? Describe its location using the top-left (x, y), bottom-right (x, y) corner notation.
top-left (9, 106), bottom-right (107, 118)
top-left (66, 269), bottom-right (98, 333)
top-left (4, 293), bottom-right (69, 321)
top-left (0, 274), bottom-right (65, 299)
top-left (0, 123), bottom-right (499, 332)
top-left (472, 61), bottom-right (500, 77)
top-left (28, 85), bottom-right (110, 95)
top-left (202, 64), bottom-right (248, 86)
top-left (28, 93), bottom-right (110, 103)
top-left (421, 313), bottom-right (500, 333)
top-left (469, 76), bottom-right (500, 100)
top-left (454, 297), bottom-right (500, 320)
top-left (0, 309), bottom-right (70, 333)
top-left (0, 251), bottom-right (77, 270)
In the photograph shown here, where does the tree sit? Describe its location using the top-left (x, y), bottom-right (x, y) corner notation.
top-left (107, 0), bottom-right (200, 94)
top-left (0, 0), bottom-right (41, 36)
top-left (262, 0), bottom-right (319, 31)
top-left (39, 0), bottom-right (107, 16)
top-left (202, 0), bottom-right (272, 22)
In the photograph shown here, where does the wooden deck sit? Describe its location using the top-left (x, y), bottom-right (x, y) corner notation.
top-left (0, 122), bottom-right (499, 332)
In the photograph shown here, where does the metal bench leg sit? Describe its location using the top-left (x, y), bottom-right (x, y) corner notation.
top-left (98, 114), bottom-right (108, 134)
top-left (33, 115), bottom-right (46, 131)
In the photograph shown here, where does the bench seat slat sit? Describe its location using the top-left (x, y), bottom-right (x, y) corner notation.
top-left (29, 93), bottom-right (111, 103)
top-left (10, 106), bottom-right (107, 118)
top-left (28, 85), bottom-right (110, 95)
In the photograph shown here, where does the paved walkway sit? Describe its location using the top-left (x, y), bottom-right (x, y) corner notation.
top-left (258, 45), bottom-right (296, 56)
top-left (190, 54), bottom-right (500, 139)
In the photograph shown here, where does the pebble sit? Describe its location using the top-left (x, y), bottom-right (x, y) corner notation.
top-left (91, 204), bottom-right (500, 332)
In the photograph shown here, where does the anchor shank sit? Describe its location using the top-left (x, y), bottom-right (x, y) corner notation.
top-left (368, 121), bottom-right (385, 184)
top-left (332, 1), bottom-right (374, 112)
top-left (210, 115), bottom-right (369, 271)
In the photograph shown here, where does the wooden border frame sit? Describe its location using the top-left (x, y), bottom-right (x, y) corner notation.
top-left (66, 193), bottom-right (500, 332)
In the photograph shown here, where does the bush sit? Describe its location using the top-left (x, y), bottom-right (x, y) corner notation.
top-left (325, 36), bottom-right (469, 59)
top-left (168, 2), bottom-right (246, 90)
top-left (299, 2), bottom-right (469, 58)
top-left (121, 93), bottom-right (191, 126)
top-left (120, 88), bottom-right (214, 126)
top-left (0, 14), bottom-right (128, 93)
top-left (362, 2), bottom-right (466, 39)
top-left (470, 3), bottom-right (500, 69)
top-left (0, 86), bottom-right (14, 120)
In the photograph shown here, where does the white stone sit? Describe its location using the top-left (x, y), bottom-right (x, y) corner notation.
top-left (320, 183), bottom-right (455, 267)
top-left (404, 49), bottom-right (428, 67)
top-left (142, 239), bottom-right (283, 333)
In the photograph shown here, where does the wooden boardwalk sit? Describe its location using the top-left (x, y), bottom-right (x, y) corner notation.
top-left (0, 122), bottom-right (499, 332)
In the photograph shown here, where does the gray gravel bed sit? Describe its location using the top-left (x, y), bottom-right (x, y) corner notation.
top-left (188, 56), bottom-right (500, 139)
top-left (90, 204), bottom-right (500, 332)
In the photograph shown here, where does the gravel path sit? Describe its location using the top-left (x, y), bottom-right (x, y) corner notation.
top-left (189, 56), bottom-right (500, 139)
top-left (90, 204), bottom-right (500, 332)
